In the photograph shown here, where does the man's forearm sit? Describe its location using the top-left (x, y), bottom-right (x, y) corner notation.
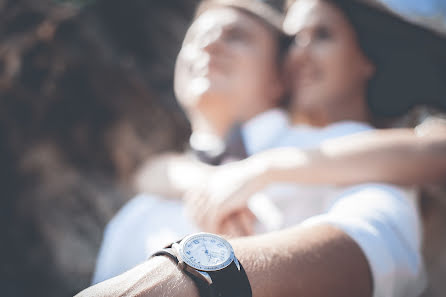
top-left (76, 256), bottom-right (198, 297)
top-left (77, 225), bottom-right (372, 297)
top-left (232, 224), bottom-right (372, 297)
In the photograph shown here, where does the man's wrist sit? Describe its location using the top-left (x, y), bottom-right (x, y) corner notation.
top-left (145, 256), bottom-right (199, 297)
top-left (75, 256), bottom-right (198, 297)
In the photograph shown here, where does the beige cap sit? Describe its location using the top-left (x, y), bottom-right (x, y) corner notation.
top-left (196, 0), bottom-right (285, 31)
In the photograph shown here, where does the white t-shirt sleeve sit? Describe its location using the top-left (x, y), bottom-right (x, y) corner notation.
top-left (92, 194), bottom-right (155, 284)
top-left (301, 184), bottom-right (426, 297)
top-left (92, 194), bottom-right (198, 284)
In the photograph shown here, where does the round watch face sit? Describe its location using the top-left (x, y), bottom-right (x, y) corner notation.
top-left (179, 233), bottom-right (234, 271)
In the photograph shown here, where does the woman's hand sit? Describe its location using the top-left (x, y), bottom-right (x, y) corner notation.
top-left (184, 160), bottom-right (266, 235)
top-left (219, 208), bottom-right (257, 237)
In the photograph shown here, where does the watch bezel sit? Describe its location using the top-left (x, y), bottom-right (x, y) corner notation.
top-left (178, 232), bottom-right (235, 272)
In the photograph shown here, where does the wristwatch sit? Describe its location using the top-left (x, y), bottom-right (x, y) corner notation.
top-left (150, 232), bottom-right (252, 297)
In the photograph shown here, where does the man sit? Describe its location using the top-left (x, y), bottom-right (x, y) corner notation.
top-left (90, 0), bottom-right (446, 292)
top-left (92, 0), bottom-right (289, 282)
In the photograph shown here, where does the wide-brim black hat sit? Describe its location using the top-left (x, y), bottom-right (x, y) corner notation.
top-left (329, 0), bottom-right (446, 117)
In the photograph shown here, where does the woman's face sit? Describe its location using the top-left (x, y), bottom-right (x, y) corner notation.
top-left (174, 6), bottom-right (284, 122)
top-left (284, 0), bottom-right (375, 124)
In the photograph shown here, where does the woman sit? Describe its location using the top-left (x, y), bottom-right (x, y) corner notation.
top-left (187, 0), bottom-right (446, 235)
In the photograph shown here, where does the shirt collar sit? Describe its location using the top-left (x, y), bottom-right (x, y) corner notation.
top-left (241, 108), bottom-right (290, 155)
top-left (293, 121), bottom-right (373, 133)
top-left (325, 121), bottom-right (373, 134)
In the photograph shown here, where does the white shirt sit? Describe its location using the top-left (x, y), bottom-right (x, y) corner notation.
top-left (302, 184), bottom-right (425, 297)
top-left (244, 110), bottom-right (376, 232)
top-left (241, 108), bottom-right (290, 155)
top-left (93, 110), bottom-right (426, 297)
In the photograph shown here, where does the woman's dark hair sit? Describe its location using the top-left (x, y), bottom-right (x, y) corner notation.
top-left (286, 0), bottom-right (446, 119)
top-left (332, 0), bottom-right (446, 118)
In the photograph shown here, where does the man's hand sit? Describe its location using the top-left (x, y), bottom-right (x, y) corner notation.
top-left (184, 160), bottom-right (266, 235)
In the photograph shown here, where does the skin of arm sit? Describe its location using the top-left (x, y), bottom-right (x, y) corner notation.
top-left (254, 128), bottom-right (446, 187)
top-left (134, 152), bottom-right (214, 199)
top-left (76, 224), bottom-right (372, 297)
top-left (186, 127), bottom-right (446, 233)
top-left (135, 127), bottom-right (445, 200)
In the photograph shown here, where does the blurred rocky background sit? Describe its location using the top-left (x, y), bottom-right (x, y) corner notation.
top-left (0, 0), bottom-right (198, 296)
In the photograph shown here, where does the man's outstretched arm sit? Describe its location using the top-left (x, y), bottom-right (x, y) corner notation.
top-left (76, 224), bottom-right (372, 297)
top-left (78, 184), bottom-right (423, 297)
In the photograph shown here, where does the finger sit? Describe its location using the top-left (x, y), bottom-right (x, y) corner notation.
top-left (220, 212), bottom-right (252, 237)
top-left (213, 202), bottom-right (246, 232)
top-left (242, 208), bottom-right (258, 225)
top-left (220, 218), bottom-right (246, 238)
top-left (230, 210), bottom-right (255, 236)
top-left (183, 189), bottom-right (200, 212)
top-left (237, 209), bottom-right (256, 236)
top-left (184, 189), bottom-right (209, 228)
top-left (195, 201), bottom-right (211, 230)
top-left (197, 194), bottom-right (216, 231)
top-left (184, 191), bottom-right (199, 219)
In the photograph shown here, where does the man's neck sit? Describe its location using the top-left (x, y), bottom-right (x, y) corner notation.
top-left (189, 111), bottom-right (234, 139)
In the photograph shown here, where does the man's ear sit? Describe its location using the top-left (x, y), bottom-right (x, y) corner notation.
top-left (269, 68), bottom-right (288, 106)
top-left (362, 56), bottom-right (376, 80)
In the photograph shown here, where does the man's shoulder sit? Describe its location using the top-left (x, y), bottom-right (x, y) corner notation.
top-left (337, 183), bottom-right (416, 200)
top-left (106, 194), bottom-right (160, 233)
top-left (334, 183), bottom-right (418, 204)
top-left (328, 183), bottom-right (420, 221)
